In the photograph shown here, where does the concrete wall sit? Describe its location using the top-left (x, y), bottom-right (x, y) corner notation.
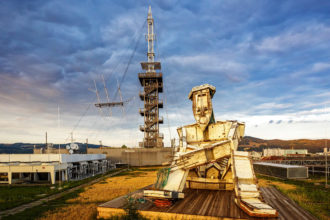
top-left (34, 148), bottom-right (69, 154)
top-left (87, 147), bottom-right (174, 166)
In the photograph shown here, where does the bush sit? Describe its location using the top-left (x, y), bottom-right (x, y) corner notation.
top-left (106, 196), bottom-right (149, 220)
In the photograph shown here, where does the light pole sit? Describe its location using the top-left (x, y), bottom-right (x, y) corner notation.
top-left (125, 149), bottom-right (135, 169)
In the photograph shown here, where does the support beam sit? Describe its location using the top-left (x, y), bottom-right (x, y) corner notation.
top-left (8, 172), bottom-right (12, 185)
top-left (50, 171), bottom-right (55, 185)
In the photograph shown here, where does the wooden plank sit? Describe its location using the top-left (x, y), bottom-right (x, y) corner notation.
top-left (97, 187), bottom-right (317, 220)
top-left (260, 187), bottom-right (318, 220)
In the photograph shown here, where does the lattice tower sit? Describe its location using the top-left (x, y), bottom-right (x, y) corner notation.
top-left (138, 6), bottom-right (164, 148)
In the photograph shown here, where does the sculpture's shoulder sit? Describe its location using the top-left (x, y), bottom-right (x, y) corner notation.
top-left (177, 120), bottom-right (245, 146)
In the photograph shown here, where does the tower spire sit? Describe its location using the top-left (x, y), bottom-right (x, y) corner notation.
top-left (146, 5), bottom-right (155, 72)
top-left (148, 5), bottom-right (152, 18)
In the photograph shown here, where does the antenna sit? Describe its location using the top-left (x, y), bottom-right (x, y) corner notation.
top-left (46, 132), bottom-right (48, 150)
top-left (86, 138), bottom-right (88, 153)
top-left (58, 105), bottom-right (61, 154)
top-left (325, 104), bottom-right (328, 188)
top-left (93, 77), bottom-right (132, 114)
top-left (71, 132), bottom-right (74, 143)
top-left (117, 78), bottom-right (125, 116)
top-left (138, 6), bottom-right (164, 148)
top-left (89, 79), bottom-right (103, 115)
top-left (101, 74), bottom-right (112, 116)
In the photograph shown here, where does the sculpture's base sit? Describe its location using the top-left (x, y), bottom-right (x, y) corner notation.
top-left (97, 187), bottom-right (317, 220)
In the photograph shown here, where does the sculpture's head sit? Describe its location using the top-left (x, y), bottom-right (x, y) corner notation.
top-left (188, 84), bottom-right (216, 131)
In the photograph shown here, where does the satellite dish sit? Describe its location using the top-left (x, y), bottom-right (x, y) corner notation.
top-left (66, 143), bottom-right (79, 154)
top-left (72, 143), bottom-right (79, 150)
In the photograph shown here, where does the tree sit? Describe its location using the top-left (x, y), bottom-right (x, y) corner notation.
top-left (121, 145), bottom-right (128, 149)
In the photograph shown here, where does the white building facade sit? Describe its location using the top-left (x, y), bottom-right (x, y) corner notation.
top-left (0, 154), bottom-right (108, 184)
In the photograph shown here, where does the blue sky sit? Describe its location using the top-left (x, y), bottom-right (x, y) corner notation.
top-left (0, 0), bottom-right (330, 146)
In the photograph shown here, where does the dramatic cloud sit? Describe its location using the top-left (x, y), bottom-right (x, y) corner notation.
top-left (0, 0), bottom-right (329, 145)
top-left (255, 24), bottom-right (330, 52)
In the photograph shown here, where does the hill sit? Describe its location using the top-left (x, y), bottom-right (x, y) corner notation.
top-left (0, 136), bottom-right (328, 154)
top-left (239, 136), bottom-right (328, 153)
top-left (0, 143), bottom-right (103, 154)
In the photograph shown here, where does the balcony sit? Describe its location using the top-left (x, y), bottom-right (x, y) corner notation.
top-left (139, 108), bottom-right (145, 116)
top-left (158, 100), bottom-right (163, 108)
top-left (138, 72), bottom-right (163, 85)
top-left (140, 61), bottom-right (161, 70)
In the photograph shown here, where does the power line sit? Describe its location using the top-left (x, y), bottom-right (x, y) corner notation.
top-left (64, 102), bottom-right (93, 142)
top-left (113, 19), bottom-right (147, 100)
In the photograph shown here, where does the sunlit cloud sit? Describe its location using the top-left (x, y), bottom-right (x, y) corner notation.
top-left (0, 0), bottom-right (329, 145)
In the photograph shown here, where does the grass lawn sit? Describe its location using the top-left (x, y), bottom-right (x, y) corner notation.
top-left (257, 174), bottom-right (330, 220)
top-left (0, 185), bottom-right (58, 211)
top-left (0, 169), bottom-right (121, 211)
top-left (2, 167), bottom-right (159, 220)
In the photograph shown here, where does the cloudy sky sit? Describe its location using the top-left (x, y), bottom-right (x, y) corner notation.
top-left (0, 0), bottom-right (330, 146)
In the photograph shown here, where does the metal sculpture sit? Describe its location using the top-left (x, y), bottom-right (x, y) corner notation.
top-left (144, 84), bottom-right (278, 217)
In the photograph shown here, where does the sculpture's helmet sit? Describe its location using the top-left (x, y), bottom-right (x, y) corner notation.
top-left (188, 84), bottom-right (216, 131)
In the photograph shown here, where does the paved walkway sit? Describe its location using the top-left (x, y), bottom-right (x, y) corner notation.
top-left (0, 169), bottom-right (126, 219)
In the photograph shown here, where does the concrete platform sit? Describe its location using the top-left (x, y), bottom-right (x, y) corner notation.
top-left (97, 187), bottom-right (317, 220)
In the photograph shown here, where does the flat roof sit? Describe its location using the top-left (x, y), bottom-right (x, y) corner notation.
top-left (254, 162), bottom-right (306, 168)
top-left (0, 154), bottom-right (106, 163)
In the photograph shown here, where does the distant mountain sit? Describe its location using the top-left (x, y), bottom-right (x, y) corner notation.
top-left (0, 137), bottom-right (328, 154)
top-left (0, 143), bottom-right (103, 154)
top-left (238, 136), bottom-right (328, 153)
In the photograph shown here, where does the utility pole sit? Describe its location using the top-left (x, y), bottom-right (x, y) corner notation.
top-left (86, 138), bottom-right (89, 154)
top-left (71, 132), bottom-right (74, 144)
top-left (45, 132), bottom-right (48, 150)
top-left (58, 105), bottom-right (61, 154)
top-left (326, 141), bottom-right (328, 188)
top-left (325, 104), bottom-right (328, 188)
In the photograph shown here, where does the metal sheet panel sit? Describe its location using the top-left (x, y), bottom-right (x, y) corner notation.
top-left (254, 162), bottom-right (308, 179)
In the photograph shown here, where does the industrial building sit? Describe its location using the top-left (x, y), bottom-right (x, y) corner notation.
top-left (263, 148), bottom-right (308, 157)
top-left (0, 154), bottom-right (109, 184)
top-left (254, 162), bottom-right (308, 179)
